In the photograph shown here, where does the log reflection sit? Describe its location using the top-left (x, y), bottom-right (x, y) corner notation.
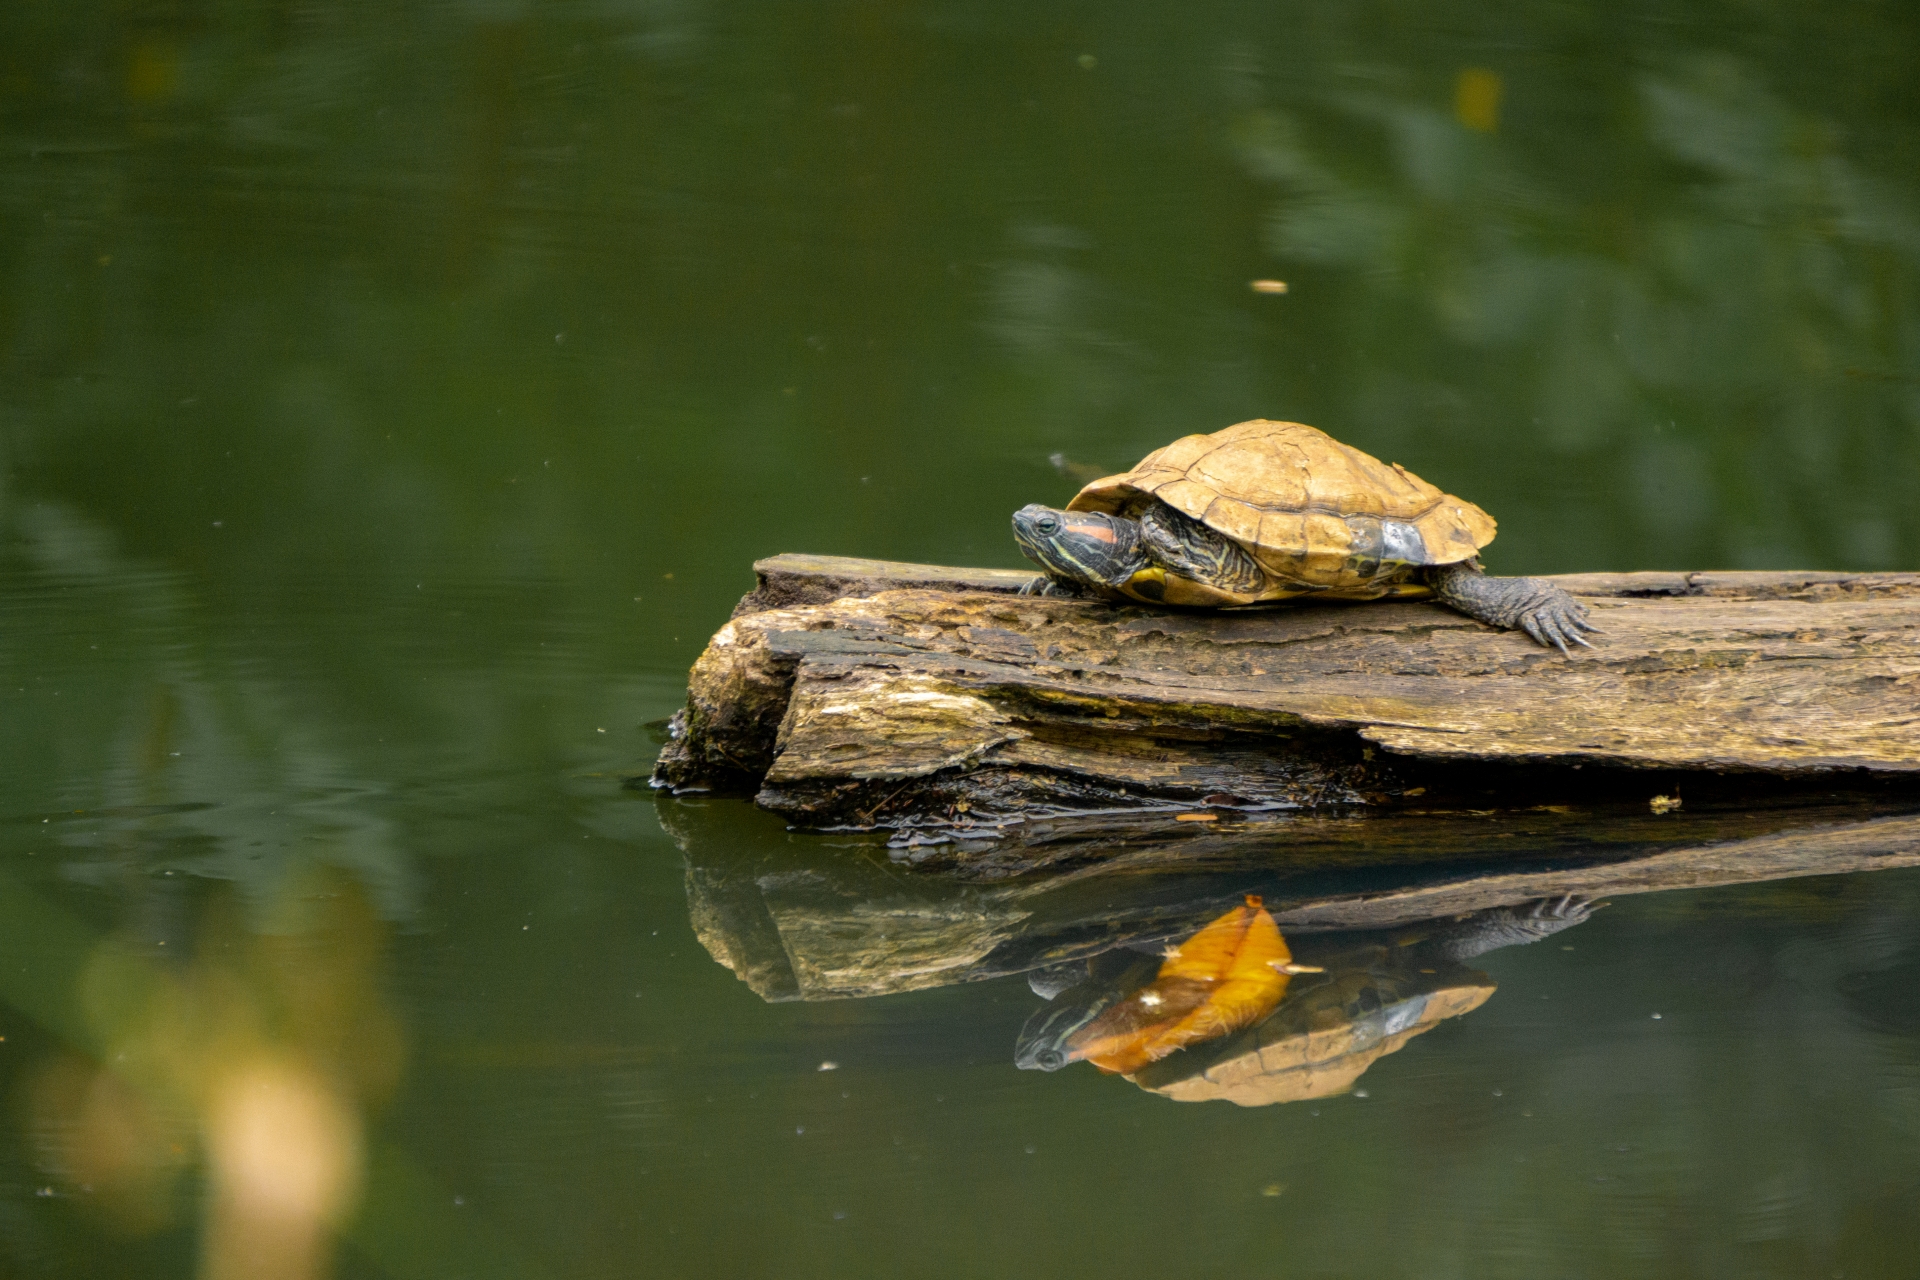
top-left (667, 797), bottom-right (1920, 1003)
top-left (669, 798), bottom-right (1920, 1098)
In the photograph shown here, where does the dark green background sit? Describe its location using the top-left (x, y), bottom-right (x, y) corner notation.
top-left (3, 1), bottom-right (1919, 1277)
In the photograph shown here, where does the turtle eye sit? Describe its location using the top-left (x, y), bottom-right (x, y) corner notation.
top-left (1036, 516), bottom-right (1060, 535)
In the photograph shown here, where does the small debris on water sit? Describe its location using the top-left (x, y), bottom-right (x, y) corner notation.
top-left (1024, 1145), bottom-right (1036, 1154)
top-left (1249, 279), bottom-right (1289, 294)
top-left (1261, 1183), bottom-right (1286, 1197)
top-left (1351, 1088), bottom-right (1369, 1098)
top-left (1175, 813), bottom-right (1217, 822)
top-left (817, 1061), bottom-right (839, 1072)
top-left (1077, 53), bottom-right (1097, 69)
top-left (1651, 1013), bottom-right (1663, 1020)
top-left (1649, 793), bottom-right (1682, 814)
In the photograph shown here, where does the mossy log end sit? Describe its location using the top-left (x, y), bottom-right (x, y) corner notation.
top-left (650, 554), bottom-right (1920, 838)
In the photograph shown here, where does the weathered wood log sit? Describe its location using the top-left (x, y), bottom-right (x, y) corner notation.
top-left (729, 553), bottom-right (1039, 617)
top-left (661, 798), bottom-right (1920, 1001)
top-left (650, 555), bottom-right (1920, 840)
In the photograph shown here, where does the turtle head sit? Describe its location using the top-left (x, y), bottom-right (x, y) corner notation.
top-left (1011, 504), bottom-right (1145, 591)
top-left (1013, 990), bottom-right (1098, 1072)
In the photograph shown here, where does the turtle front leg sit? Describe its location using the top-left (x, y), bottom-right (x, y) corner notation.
top-left (1019, 574), bottom-right (1089, 599)
top-left (1427, 895), bottom-right (1602, 961)
top-left (1425, 561), bottom-right (1598, 655)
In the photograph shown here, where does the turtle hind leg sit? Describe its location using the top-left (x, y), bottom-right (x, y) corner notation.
top-left (1137, 502), bottom-right (1266, 596)
top-left (1425, 561), bottom-right (1599, 655)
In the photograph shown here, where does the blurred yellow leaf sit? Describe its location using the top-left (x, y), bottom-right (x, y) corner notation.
top-left (127, 42), bottom-right (179, 102)
top-left (1455, 68), bottom-right (1502, 133)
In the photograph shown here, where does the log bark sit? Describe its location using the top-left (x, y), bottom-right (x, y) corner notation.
top-left (650, 554), bottom-right (1920, 840)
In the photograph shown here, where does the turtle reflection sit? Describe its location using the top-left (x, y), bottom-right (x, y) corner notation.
top-left (1016, 896), bottom-right (1595, 1105)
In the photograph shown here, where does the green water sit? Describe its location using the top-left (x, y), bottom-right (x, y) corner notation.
top-left (2, 0), bottom-right (1919, 1276)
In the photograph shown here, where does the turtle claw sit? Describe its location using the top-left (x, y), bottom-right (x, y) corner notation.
top-left (1534, 613), bottom-right (1572, 656)
top-left (1519, 588), bottom-right (1598, 657)
top-left (1020, 575), bottom-right (1083, 599)
top-left (1531, 893), bottom-right (1600, 923)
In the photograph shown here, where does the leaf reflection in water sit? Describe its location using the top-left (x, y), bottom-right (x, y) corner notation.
top-left (1045, 895), bottom-right (1318, 1076)
top-left (1020, 897), bottom-right (1595, 1105)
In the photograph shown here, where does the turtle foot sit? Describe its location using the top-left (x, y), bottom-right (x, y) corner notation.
top-left (1517, 587), bottom-right (1600, 656)
top-left (1431, 894), bottom-right (1603, 960)
top-left (1020, 574), bottom-right (1088, 599)
top-left (1427, 563), bottom-right (1600, 656)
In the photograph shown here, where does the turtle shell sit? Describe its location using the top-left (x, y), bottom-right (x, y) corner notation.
top-left (1066, 419), bottom-right (1497, 592)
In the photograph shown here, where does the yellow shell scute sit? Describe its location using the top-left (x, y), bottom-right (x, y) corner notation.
top-left (1066, 419), bottom-right (1497, 596)
top-left (1151, 477), bottom-right (1227, 522)
top-left (1203, 496), bottom-right (1266, 551)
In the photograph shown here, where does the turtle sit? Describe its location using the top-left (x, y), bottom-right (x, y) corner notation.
top-left (1010, 419), bottom-right (1597, 653)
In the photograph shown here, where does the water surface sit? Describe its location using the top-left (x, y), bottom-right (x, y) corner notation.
top-left (3, 1), bottom-right (1919, 1276)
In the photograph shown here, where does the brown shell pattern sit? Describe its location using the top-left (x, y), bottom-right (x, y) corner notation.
top-left (1066, 419), bottom-right (1498, 591)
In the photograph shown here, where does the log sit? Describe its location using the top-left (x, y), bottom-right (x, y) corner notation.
top-left (650, 555), bottom-right (1920, 840)
top-left (729, 552), bottom-right (1040, 617)
top-left (661, 798), bottom-right (1920, 1002)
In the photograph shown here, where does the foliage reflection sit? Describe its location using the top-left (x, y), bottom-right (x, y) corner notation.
top-left (24, 874), bottom-right (399, 1280)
